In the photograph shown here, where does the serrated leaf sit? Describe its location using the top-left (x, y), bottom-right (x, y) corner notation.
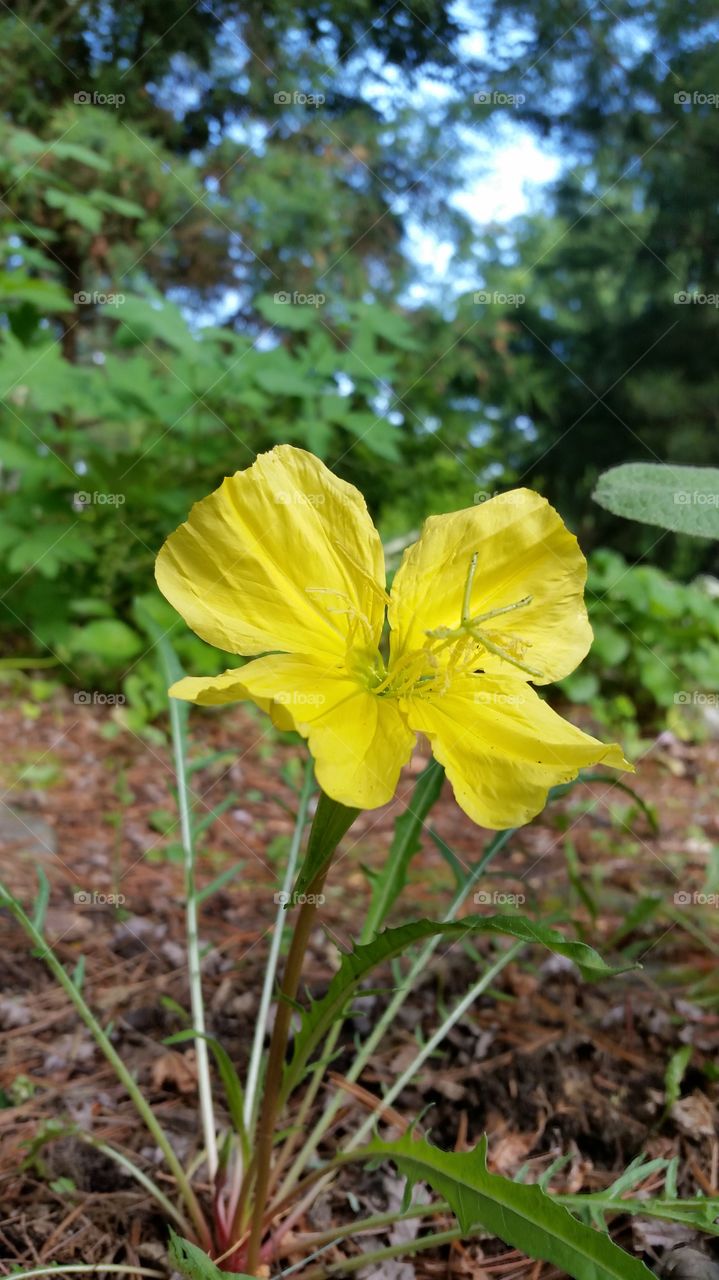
top-left (168, 1230), bottom-right (253, 1279)
top-left (359, 1133), bottom-right (652, 1280)
top-left (593, 463), bottom-right (719, 540)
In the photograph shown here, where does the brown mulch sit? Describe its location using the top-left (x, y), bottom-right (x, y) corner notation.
top-left (1, 686), bottom-right (719, 1277)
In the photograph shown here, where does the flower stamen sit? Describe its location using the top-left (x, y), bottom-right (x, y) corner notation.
top-left (424, 551), bottom-right (544, 679)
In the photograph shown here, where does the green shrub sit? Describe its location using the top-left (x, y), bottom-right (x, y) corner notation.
top-left (561, 549), bottom-right (719, 730)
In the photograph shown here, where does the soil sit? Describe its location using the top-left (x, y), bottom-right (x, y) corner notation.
top-left (1, 688), bottom-right (719, 1278)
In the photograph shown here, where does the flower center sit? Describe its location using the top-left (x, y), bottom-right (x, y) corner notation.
top-left (424, 550), bottom-right (543, 679)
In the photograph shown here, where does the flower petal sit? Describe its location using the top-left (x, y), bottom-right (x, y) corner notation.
top-left (404, 675), bottom-right (631, 829)
top-left (173, 654), bottom-right (416, 811)
top-left (389, 490), bottom-right (592, 684)
top-left (156, 445), bottom-right (386, 660)
top-left (168, 666), bottom-right (296, 728)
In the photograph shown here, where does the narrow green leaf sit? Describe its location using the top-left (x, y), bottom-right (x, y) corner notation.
top-left (31, 867), bottom-right (50, 934)
top-left (359, 1133), bottom-right (652, 1280)
top-left (363, 759), bottom-right (444, 940)
top-left (664, 1044), bottom-right (692, 1110)
top-left (164, 1029), bottom-right (249, 1158)
top-left (558, 1191), bottom-right (719, 1238)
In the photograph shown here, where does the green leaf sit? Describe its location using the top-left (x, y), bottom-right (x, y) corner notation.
top-left (51, 141), bottom-right (111, 171)
top-left (168, 1230), bottom-right (253, 1279)
top-left (363, 759), bottom-right (444, 939)
top-left (591, 624), bottom-right (630, 667)
top-left (281, 916), bottom-right (623, 1101)
top-left (44, 188), bottom-right (103, 232)
top-left (358, 1133), bottom-right (652, 1280)
top-left (255, 292), bottom-right (322, 330)
top-left (593, 463), bottom-right (719, 540)
top-left (0, 272), bottom-right (71, 312)
top-left (114, 295), bottom-right (199, 356)
top-left (165, 1029), bottom-right (248, 1158)
top-left (664, 1044), bottom-right (692, 1110)
top-left (291, 790), bottom-right (358, 899)
top-left (70, 619), bottom-right (143, 662)
top-left (91, 191), bottom-right (145, 218)
top-left (558, 1190), bottom-right (719, 1238)
top-left (7, 525), bottom-right (95, 578)
top-left (559, 670), bottom-right (600, 703)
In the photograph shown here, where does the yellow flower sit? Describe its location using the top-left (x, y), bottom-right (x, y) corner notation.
top-left (156, 445), bottom-right (630, 827)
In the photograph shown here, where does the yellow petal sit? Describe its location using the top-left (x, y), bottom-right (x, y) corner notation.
top-left (170, 669), bottom-right (252, 706)
top-left (389, 489), bottom-right (592, 684)
top-left (173, 654), bottom-right (416, 811)
top-left (156, 445), bottom-right (385, 660)
top-left (404, 675), bottom-right (631, 829)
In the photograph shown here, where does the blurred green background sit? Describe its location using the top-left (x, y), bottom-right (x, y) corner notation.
top-left (1, 0), bottom-right (718, 735)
